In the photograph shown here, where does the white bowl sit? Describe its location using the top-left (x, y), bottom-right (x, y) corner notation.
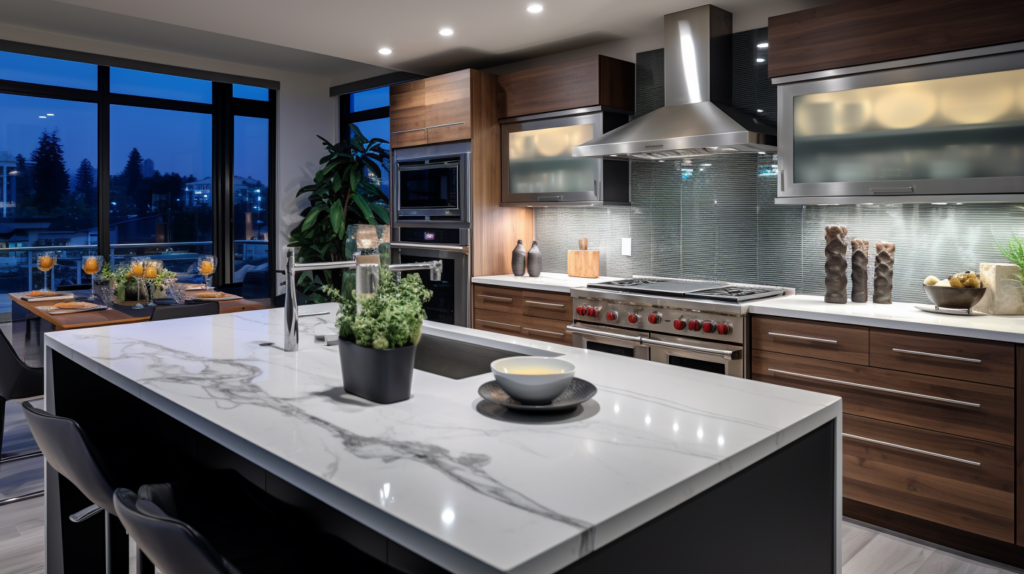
top-left (490, 357), bottom-right (576, 405)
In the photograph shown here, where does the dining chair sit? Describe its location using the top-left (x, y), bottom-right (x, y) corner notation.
top-left (150, 302), bottom-right (219, 322)
top-left (0, 325), bottom-right (43, 475)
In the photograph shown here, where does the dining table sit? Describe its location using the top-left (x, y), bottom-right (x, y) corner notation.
top-left (4, 289), bottom-right (267, 369)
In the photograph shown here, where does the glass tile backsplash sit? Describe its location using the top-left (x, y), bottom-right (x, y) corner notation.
top-left (533, 44), bottom-right (1024, 305)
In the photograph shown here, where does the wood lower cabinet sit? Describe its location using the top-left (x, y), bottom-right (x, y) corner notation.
top-left (472, 285), bottom-right (572, 345)
top-left (751, 315), bottom-right (1018, 549)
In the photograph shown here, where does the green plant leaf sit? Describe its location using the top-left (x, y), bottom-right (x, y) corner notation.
top-left (329, 199), bottom-right (345, 234)
top-left (301, 204), bottom-right (327, 231)
top-left (368, 202), bottom-right (390, 224)
top-left (331, 173), bottom-right (342, 193)
top-left (350, 194), bottom-right (376, 224)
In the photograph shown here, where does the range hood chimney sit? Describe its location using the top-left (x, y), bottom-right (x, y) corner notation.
top-left (573, 5), bottom-right (776, 160)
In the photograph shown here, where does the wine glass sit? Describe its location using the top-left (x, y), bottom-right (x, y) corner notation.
top-left (130, 257), bottom-right (148, 310)
top-left (82, 255), bottom-right (103, 301)
top-left (37, 252), bottom-right (56, 292)
top-left (197, 255), bottom-right (217, 290)
top-left (143, 260), bottom-right (163, 307)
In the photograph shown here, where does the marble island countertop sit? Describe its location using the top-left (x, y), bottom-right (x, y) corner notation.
top-left (471, 272), bottom-right (623, 293)
top-left (749, 295), bottom-right (1024, 344)
top-left (45, 305), bottom-right (839, 574)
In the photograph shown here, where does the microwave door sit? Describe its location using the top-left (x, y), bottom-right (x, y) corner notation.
top-left (397, 163), bottom-right (461, 217)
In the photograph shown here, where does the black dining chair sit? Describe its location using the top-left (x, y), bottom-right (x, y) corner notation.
top-left (114, 481), bottom-right (397, 574)
top-left (22, 403), bottom-right (159, 574)
top-left (151, 302), bottom-right (219, 322)
top-left (0, 325), bottom-right (43, 473)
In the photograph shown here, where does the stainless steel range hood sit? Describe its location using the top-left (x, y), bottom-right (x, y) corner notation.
top-left (573, 5), bottom-right (776, 160)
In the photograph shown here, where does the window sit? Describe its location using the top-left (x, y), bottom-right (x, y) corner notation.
top-left (0, 51), bottom-right (97, 90)
top-left (233, 115), bottom-right (270, 295)
top-left (233, 84), bottom-right (270, 101)
top-left (109, 106), bottom-right (213, 272)
top-left (340, 87), bottom-right (390, 197)
top-left (110, 68), bottom-right (213, 104)
top-left (0, 94), bottom-right (98, 298)
top-left (0, 45), bottom-right (278, 316)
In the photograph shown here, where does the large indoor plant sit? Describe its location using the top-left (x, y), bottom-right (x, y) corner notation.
top-left (322, 270), bottom-right (432, 403)
top-left (288, 125), bottom-right (390, 302)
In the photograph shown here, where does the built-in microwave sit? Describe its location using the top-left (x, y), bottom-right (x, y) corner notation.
top-left (393, 142), bottom-right (471, 221)
top-left (500, 107), bottom-right (631, 206)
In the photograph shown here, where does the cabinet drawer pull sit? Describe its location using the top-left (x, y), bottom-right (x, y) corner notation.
top-left (891, 348), bottom-right (981, 364)
top-left (842, 433), bottom-right (980, 466)
top-left (767, 369), bottom-right (981, 408)
top-left (426, 122), bottom-right (466, 130)
top-left (477, 319), bottom-right (521, 332)
top-left (768, 332), bottom-right (837, 344)
top-left (524, 300), bottom-right (565, 309)
top-left (523, 328), bottom-right (564, 339)
top-left (391, 127), bottom-right (427, 135)
top-left (479, 295), bottom-right (514, 304)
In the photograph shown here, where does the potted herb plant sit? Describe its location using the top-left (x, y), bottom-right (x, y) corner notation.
top-left (322, 270), bottom-right (432, 404)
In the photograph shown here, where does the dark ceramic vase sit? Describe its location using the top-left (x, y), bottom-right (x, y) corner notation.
top-left (511, 240), bottom-right (527, 276)
top-left (338, 339), bottom-right (417, 404)
top-left (527, 241), bottom-right (542, 277)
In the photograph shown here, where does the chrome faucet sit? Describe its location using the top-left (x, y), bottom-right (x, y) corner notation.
top-left (283, 248), bottom-right (442, 351)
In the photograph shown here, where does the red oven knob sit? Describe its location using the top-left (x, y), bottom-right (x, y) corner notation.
top-left (628, 314), bottom-right (639, 324)
top-left (606, 311), bottom-right (618, 321)
top-left (647, 313), bottom-right (660, 324)
top-left (688, 320), bottom-right (700, 331)
top-left (589, 307), bottom-right (598, 317)
top-left (576, 306), bottom-right (585, 316)
top-left (717, 323), bottom-right (731, 335)
top-left (672, 319), bottom-right (685, 330)
top-left (702, 321), bottom-right (716, 333)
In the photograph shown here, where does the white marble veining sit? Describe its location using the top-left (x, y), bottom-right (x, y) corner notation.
top-left (750, 295), bottom-right (1024, 344)
top-left (471, 273), bottom-right (622, 294)
top-left (45, 305), bottom-right (839, 574)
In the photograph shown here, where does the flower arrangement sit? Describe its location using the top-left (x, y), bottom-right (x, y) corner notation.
top-left (99, 262), bottom-right (177, 301)
top-left (321, 270), bottom-right (432, 350)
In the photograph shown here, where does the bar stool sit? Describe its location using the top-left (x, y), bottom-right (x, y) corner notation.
top-left (22, 403), bottom-right (157, 574)
top-left (114, 483), bottom-right (399, 574)
top-left (0, 325), bottom-right (43, 506)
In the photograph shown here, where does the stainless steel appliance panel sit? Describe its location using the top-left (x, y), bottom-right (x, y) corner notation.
top-left (393, 142), bottom-right (471, 221)
top-left (648, 333), bottom-right (745, 378)
top-left (568, 324), bottom-right (650, 360)
top-left (392, 244), bottom-right (470, 328)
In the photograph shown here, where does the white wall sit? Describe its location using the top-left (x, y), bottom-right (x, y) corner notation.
top-left (0, 23), bottom-right (338, 295)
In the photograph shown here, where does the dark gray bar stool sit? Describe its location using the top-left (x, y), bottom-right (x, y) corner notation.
top-left (22, 403), bottom-right (156, 574)
top-left (0, 325), bottom-right (44, 503)
top-left (150, 301), bottom-right (219, 322)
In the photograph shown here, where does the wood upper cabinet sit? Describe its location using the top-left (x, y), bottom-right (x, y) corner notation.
top-left (390, 70), bottom-right (473, 148)
top-left (497, 55), bottom-right (635, 118)
top-left (767, 0), bottom-right (1024, 78)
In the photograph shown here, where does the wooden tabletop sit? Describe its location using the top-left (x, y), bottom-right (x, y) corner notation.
top-left (7, 292), bottom-right (267, 331)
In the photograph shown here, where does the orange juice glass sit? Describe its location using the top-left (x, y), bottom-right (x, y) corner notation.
top-left (197, 255), bottom-right (217, 290)
top-left (82, 255), bottom-right (104, 301)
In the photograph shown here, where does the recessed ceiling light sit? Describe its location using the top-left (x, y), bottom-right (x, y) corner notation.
top-left (46, 113), bottom-right (54, 116)
top-left (439, 28), bottom-right (453, 36)
top-left (757, 42), bottom-right (769, 48)
top-left (38, 115), bottom-right (46, 119)
top-left (757, 109), bottom-right (764, 113)
top-left (378, 47), bottom-right (392, 55)
top-left (527, 3), bottom-right (543, 13)
top-left (610, 154), bottom-right (618, 157)
top-left (756, 58), bottom-right (765, 63)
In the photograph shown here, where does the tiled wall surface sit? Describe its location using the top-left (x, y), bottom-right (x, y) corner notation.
top-left (533, 44), bottom-right (1024, 305)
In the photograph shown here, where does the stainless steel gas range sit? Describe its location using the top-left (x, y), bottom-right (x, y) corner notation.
top-left (569, 277), bottom-right (793, 378)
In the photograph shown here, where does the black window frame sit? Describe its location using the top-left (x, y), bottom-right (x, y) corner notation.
top-left (338, 91), bottom-right (389, 146)
top-left (0, 45), bottom-right (277, 298)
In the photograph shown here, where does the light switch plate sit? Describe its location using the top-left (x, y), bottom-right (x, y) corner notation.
top-left (622, 238), bottom-right (631, 257)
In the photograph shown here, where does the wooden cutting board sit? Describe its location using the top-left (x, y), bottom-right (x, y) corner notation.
top-left (567, 250), bottom-right (599, 278)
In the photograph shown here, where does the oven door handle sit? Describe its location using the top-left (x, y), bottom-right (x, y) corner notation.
top-left (566, 325), bottom-right (644, 345)
top-left (641, 338), bottom-right (742, 360)
top-left (391, 242), bottom-right (469, 254)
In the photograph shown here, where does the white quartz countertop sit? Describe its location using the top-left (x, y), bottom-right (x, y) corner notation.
top-left (471, 272), bottom-right (622, 294)
top-left (45, 305), bottom-right (839, 574)
top-left (750, 295), bottom-right (1024, 344)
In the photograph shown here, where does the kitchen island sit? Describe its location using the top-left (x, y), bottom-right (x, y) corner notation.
top-left (41, 304), bottom-right (841, 573)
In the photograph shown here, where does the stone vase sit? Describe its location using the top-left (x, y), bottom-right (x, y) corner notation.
top-left (851, 239), bottom-right (869, 303)
top-left (974, 263), bottom-right (1024, 315)
top-left (511, 240), bottom-right (527, 276)
top-left (873, 241), bottom-right (895, 304)
top-left (527, 241), bottom-right (542, 277)
top-left (824, 225), bottom-right (848, 304)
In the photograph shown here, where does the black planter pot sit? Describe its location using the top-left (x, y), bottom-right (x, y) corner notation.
top-left (338, 339), bottom-right (417, 404)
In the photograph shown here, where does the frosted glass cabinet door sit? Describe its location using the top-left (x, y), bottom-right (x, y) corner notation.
top-left (508, 123), bottom-right (599, 195)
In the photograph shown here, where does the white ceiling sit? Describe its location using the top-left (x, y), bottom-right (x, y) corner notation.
top-left (44, 0), bottom-right (836, 78)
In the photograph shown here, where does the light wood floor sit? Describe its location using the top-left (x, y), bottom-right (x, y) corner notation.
top-left (1, 497), bottom-right (1022, 574)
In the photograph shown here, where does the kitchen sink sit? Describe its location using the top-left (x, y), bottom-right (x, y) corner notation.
top-left (415, 333), bottom-right (527, 379)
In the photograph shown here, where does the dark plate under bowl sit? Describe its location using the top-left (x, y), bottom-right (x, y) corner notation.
top-left (478, 378), bottom-right (596, 412)
top-left (923, 285), bottom-right (986, 310)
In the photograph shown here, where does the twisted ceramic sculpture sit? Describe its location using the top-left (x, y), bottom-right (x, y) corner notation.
top-left (824, 225), bottom-right (848, 304)
top-left (851, 238), bottom-right (869, 303)
top-left (873, 241), bottom-right (895, 304)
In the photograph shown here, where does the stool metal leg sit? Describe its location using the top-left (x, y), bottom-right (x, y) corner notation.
top-left (105, 511), bottom-right (129, 574)
top-left (137, 551), bottom-right (156, 574)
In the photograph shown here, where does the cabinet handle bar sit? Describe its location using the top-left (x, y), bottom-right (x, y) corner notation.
top-left (767, 369), bottom-right (980, 408)
top-left (842, 433), bottom-right (980, 466)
